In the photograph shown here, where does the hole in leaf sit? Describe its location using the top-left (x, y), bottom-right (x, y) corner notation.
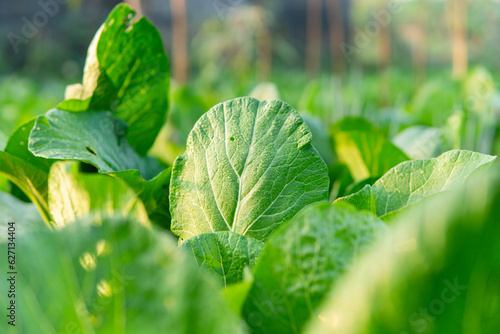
top-left (80, 162), bottom-right (98, 174)
top-left (86, 146), bottom-right (97, 155)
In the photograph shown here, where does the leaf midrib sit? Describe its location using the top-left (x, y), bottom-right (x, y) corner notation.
top-left (230, 101), bottom-right (259, 232)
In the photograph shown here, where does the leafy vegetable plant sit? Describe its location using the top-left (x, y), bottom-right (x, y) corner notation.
top-left (0, 4), bottom-right (498, 334)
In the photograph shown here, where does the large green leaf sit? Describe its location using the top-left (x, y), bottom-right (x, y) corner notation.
top-left (170, 97), bottom-right (329, 241)
top-left (336, 150), bottom-right (496, 216)
top-left (29, 109), bottom-right (162, 179)
top-left (48, 161), bottom-right (149, 228)
top-left (306, 173), bottom-right (500, 334)
top-left (59, 4), bottom-right (169, 155)
top-left (331, 117), bottom-right (409, 181)
top-left (0, 216), bottom-right (243, 333)
top-left (181, 231), bottom-right (264, 286)
top-left (242, 202), bottom-right (386, 334)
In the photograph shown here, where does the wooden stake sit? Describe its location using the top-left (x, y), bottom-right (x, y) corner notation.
top-left (125, 0), bottom-right (143, 16)
top-left (447, 0), bottom-right (468, 78)
top-left (256, 7), bottom-right (272, 81)
top-left (170, 0), bottom-right (189, 84)
top-left (306, 0), bottom-right (322, 76)
top-left (326, 0), bottom-right (346, 74)
top-left (377, 0), bottom-right (391, 69)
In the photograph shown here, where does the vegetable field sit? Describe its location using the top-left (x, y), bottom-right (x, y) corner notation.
top-left (1, 2), bottom-right (499, 334)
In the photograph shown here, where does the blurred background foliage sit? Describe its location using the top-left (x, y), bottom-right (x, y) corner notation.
top-left (1, 0), bottom-right (499, 189)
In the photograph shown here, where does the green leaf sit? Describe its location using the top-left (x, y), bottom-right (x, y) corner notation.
top-left (223, 277), bottom-right (254, 315)
top-left (5, 119), bottom-right (54, 173)
top-left (0, 190), bottom-right (43, 231)
top-left (0, 130), bottom-right (6, 151)
top-left (336, 150), bottom-right (497, 216)
top-left (331, 117), bottom-right (409, 181)
top-left (48, 161), bottom-right (149, 228)
top-left (0, 120), bottom-right (56, 223)
top-left (170, 97), bottom-right (329, 241)
top-left (306, 173), bottom-right (500, 334)
top-left (181, 231), bottom-right (264, 286)
top-left (0, 152), bottom-right (50, 223)
top-left (0, 216), bottom-right (243, 333)
top-left (242, 202), bottom-right (386, 334)
top-left (110, 168), bottom-right (172, 229)
top-left (59, 4), bottom-right (169, 155)
top-left (29, 109), bottom-right (162, 179)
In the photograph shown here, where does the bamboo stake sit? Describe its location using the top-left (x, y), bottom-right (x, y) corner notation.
top-left (256, 7), bottom-right (272, 81)
top-left (306, 0), bottom-right (323, 76)
top-left (170, 0), bottom-right (189, 84)
top-left (447, 0), bottom-right (468, 78)
top-left (125, 0), bottom-right (143, 16)
top-left (326, 0), bottom-right (346, 74)
top-left (377, 0), bottom-right (391, 69)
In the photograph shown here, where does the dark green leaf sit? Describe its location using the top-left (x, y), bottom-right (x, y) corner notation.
top-left (5, 119), bottom-right (54, 173)
top-left (29, 109), bottom-right (162, 179)
top-left (59, 3), bottom-right (169, 155)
